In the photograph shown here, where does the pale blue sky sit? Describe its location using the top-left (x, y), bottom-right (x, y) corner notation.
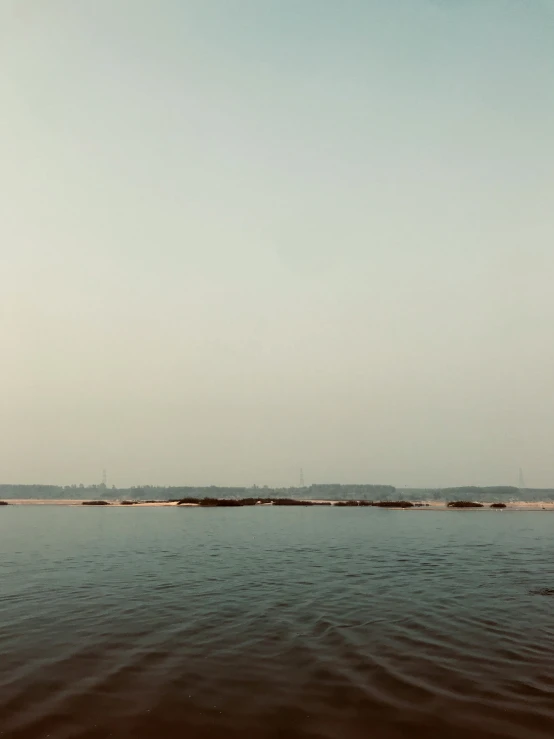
top-left (1, 0), bottom-right (554, 488)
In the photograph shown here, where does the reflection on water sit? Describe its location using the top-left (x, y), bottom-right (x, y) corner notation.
top-left (1, 507), bottom-right (554, 738)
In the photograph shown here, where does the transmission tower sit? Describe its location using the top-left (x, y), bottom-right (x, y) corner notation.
top-left (102, 469), bottom-right (107, 488)
top-left (299, 468), bottom-right (305, 488)
top-left (518, 468), bottom-right (525, 491)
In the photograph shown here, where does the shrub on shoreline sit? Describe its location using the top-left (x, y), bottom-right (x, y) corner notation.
top-left (0, 501), bottom-right (9, 505)
top-left (179, 497), bottom-right (319, 507)
top-left (272, 499), bottom-right (314, 506)
top-left (490, 503), bottom-right (507, 509)
top-left (447, 501), bottom-right (483, 508)
top-left (335, 500), bottom-right (372, 507)
top-left (209, 499), bottom-right (243, 507)
top-left (373, 501), bottom-right (414, 508)
top-left (82, 501), bottom-right (110, 506)
top-left (177, 497), bottom-right (417, 508)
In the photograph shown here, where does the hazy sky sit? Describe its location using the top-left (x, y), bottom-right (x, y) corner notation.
top-left (1, 0), bottom-right (554, 489)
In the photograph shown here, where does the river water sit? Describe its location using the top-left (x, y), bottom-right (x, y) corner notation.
top-left (1, 506), bottom-right (553, 738)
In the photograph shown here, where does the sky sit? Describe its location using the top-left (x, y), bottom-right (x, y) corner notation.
top-left (1, 0), bottom-right (554, 489)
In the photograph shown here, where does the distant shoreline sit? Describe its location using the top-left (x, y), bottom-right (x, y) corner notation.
top-left (2, 499), bottom-right (554, 510)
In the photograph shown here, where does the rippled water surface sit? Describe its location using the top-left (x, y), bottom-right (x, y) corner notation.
top-left (1, 507), bottom-right (554, 739)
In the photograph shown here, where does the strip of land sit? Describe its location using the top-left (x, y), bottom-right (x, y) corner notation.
top-left (2, 499), bottom-right (554, 510)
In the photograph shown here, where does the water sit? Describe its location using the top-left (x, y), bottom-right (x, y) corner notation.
top-left (1, 507), bottom-right (554, 739)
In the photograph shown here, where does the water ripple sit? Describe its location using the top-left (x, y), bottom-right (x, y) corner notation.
top-left (1, 507), bottom-right (554, 738)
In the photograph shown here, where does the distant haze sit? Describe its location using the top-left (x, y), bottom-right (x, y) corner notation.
top-left (2, 1), bottom-right (553, 489)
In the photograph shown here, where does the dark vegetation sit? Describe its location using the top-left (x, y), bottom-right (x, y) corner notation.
top-left (176, 498), bottom-right (416, 508)
top-left (447, 501), bottom-right (484, 508)
top-left (81, 501), bottom-right (110, 506)
top-left (121, 500), bottom-right (137, 505)
top-left (373, 501), bottom-right (414, 508)
top-left (177, 497), bottom-right (257, 506)
top-left (272, 499), bottom-right (314, 506)
top-left (178, 497), bottom-right (321, 507)
top-left (490, 503), bottom-right (507, 508)
top-left (201, 499), bottom-right (243, 507)
top-left (335, 500), bottom-right (373, 507)
top-left (0, 501), bottom-right (8, 505)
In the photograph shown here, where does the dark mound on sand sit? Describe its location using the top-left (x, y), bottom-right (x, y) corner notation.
top-left (272, 499), bottom-right (314, 506)
top-left (0, 501), bottom-right (9, 505)
top-left (178, 497), bottom-right (368, 508)
top-left (239, 497), bottom-right (278, 505)
top-left (121, 500), bottom-right (137, 505)
top-left (179, 497), bottom-right (289, 506)
top-left (373, 501), bottom-right (414, 508)
top-left (490, 503), bottom-right (507, 509)
top-left (335, 500), bottom-right (373, 507)
top-left (82, 501), bottom-right (110, 506)
top-left (197, 498), bottom-right (245, 507)
top-left (447, 501), bottom-right (483, 508)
